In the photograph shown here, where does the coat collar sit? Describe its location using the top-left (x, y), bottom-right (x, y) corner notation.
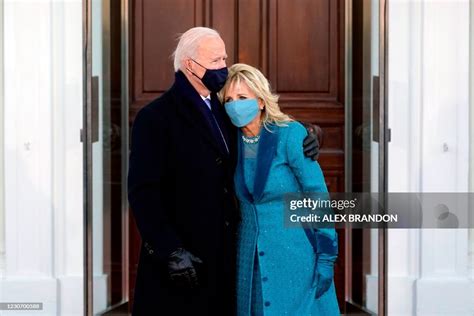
top-left (236, 124), bottom-right (279, 203)
top-left (171, 71), bottom-right (229, 156)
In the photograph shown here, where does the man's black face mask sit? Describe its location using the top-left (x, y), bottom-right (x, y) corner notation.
top-left (189, 59), bottom-right (228, 93)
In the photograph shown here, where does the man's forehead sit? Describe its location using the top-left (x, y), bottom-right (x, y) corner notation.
top-left (197, 37), bottom-right (226, 56)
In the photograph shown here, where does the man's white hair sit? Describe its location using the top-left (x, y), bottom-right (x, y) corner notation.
top-left (172, 27), bottom-right (221, 72)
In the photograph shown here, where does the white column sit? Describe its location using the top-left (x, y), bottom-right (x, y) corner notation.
top-left (416, 230), bottom-right (472, 315)
top-left (389, 0), bottom-right (473, 315)
top-left (416, 1), bottom-right (472, 315)
top-left (387, 1), bottom-right (423, 315)
top-left (2, 1), bottom-right (57, 314)
top-left (1, 1), bottom-right (84, 315)
top-left (51, 1), bottom-right (84, 315)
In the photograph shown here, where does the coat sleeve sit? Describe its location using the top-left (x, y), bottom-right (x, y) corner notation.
top-left (285, 122), bottom-right (338, 263)
top-left (128, 106), bottom-right (182, 260)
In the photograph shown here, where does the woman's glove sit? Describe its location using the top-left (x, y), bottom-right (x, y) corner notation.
top-left (314, 259), bottom-right (334, 298)
top-left (312, 229), bottom-right (338, 299)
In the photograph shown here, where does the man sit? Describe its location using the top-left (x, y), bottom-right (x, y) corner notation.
top-left (128, 27), bottom-right (319, 315)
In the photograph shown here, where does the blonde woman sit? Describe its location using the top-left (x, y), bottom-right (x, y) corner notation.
top-left (220, 63), bottom-right (339, 315)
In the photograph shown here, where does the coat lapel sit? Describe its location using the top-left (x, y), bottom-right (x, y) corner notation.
top-left (210, 93), bottom-right (231, 148)
top-left (253, 125), bottom-right (279, 202)
top-left (171, 72), bottom-right (224, 155)
top-left (236, 124), bottom-right (279, 203)
top-left (175, 98), bottom-right (223, 155)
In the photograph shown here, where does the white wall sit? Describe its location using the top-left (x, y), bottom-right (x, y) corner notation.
top-left (388, 0), bottom-right (473, 315)
top-left (0, 1), bottom-right (84, 315)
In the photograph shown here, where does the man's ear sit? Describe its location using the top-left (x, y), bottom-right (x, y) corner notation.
top-left (185, 59), bottom-right (193, 73)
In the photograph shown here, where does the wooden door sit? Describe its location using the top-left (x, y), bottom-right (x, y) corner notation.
top-left (129, 0), bottom-right (346, 311)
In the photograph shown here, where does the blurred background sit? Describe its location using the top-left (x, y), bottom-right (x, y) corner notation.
top-left (0, 0), bottom-right (472, 315)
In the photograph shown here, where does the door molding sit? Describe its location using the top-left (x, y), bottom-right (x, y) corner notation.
top-left (377, 0), bottom-right (389, 315)
top-left (83, 0), bottom-right (93, 314)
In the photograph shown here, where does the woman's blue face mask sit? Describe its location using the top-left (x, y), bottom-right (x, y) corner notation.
top-left (224, 98), bottom-right (260, 127)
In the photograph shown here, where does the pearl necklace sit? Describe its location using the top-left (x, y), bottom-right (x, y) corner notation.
top-left (242, 134), bottom-right (260, 144)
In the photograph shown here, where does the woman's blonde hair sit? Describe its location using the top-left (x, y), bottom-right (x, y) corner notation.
top-left (219, 63), bottom-right (293, 129)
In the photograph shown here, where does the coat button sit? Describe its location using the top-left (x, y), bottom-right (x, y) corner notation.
top-left (224, 221), bottom-right (230, 227)
top-left (259, 251), bottom-right (265, 256)
top-left (223, 187), bottom-right (228, 193)
top-left (264, 301), bottom-right (271, 307)
top-left (215, 157), bottom-right (223, 165)
top-left (148, 249), bottom-right (154, 255)
top-left (262, 277), bottom-right (268, 282)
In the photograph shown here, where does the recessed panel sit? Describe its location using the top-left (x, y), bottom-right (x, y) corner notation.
top-left (276, 0), bottom-right (330, 92)
top-left (143, 0), bottom-right (200, 92)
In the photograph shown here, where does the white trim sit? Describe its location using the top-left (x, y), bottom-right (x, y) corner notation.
top-left (0, 0), bottom-right (5, 275)
top-left (470, 0), bottom-right (474, 194)
top-left (469, 0), bottom-right (474, 280)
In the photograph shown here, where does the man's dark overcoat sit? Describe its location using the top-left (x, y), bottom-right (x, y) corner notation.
top-left (128, 70), bottom-right (239, 315)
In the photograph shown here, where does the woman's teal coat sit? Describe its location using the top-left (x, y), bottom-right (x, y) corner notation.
top-left (235, 122), bottom-right (340, 316)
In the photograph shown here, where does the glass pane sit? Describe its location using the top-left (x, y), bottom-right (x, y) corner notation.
top-left (347, 0), bottom-right (380, 313)
top-left (91, 0), bottom-right (127, 312)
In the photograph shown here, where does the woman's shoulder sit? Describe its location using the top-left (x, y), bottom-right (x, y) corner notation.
top-left (274, 121), bottom-right (307, 139)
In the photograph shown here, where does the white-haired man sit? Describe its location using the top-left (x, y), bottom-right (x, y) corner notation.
top-left (128, 26), bottom-right (319, 315)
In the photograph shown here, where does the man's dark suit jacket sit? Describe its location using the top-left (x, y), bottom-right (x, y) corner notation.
top-left (128, 71), bottom-right (239, 315)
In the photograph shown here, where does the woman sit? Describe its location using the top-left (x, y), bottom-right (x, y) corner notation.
top-left (219, 63), bottom-right (340, 315)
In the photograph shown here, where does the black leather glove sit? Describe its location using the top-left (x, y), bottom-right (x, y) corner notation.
top-left (301, 122), bottom-right (322, 161)
top-left (167, 248), bottom-right (203, 288)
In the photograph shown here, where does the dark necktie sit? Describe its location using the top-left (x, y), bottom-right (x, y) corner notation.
top-left (204, 98), bottom-right (229, 154)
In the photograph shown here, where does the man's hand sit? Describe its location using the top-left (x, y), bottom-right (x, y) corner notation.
top-left (167, 248), bottom-right (203, 288)
top-left (301, 122), bottom-right (322, 161)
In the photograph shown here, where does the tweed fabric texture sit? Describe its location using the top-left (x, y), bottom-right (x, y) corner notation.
top-left (235, 122), bottom-right (340, 316)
